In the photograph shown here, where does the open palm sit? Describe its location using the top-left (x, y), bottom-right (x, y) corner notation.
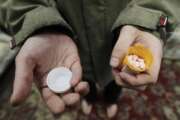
top-left (11, 33), bottom-right (89, 114)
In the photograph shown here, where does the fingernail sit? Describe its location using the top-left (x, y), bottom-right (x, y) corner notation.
top-left (110, 58), bottom-right (119, 67)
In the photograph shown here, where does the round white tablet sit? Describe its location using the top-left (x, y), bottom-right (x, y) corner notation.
top-left (47, 67), bottom-right (72, 93)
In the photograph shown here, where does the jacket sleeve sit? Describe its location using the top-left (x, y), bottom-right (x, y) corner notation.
top-left (0, 0), bottom-right (74, 48)
top-left (111, 0), bottom-right (180, 42)
top-left (0, 30), bottom-right (20, 76)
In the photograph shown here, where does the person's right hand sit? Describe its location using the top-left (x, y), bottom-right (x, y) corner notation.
top-left (10, 33), bottom-right (89, 114)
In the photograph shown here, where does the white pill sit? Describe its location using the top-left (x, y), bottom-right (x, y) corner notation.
top-left (47, 67), bottom-right (72, 93)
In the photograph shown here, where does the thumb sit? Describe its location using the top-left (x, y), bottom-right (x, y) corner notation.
top-left (10, 55), bottom-right (35, 106)
top-left (110, 26), bottom-right (138, 68)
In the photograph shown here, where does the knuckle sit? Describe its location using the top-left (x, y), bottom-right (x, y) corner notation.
top-left (43, 89), bottom-right (53, 102)
top-left (82, 82), bottom-right (89, 88)
top-left (75, 82), bottom-right (90, 95)
top-left (68, 54), bottom-right (79, 63)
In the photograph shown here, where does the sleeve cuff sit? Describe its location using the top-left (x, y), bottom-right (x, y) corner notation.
top-left (13, 6), bottom-right (75, 47)
top-left (111, 5), bottom-right (164, 38)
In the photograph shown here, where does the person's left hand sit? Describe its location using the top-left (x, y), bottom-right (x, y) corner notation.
top-left (110, 25), bottom-right (163, 88)
top-left (106, 25), bottom-right (163, 118)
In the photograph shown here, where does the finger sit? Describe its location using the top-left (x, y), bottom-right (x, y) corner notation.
top-left (62, 93), bottom-right (80, 106)
top-left (110, 26), bottom-right (137, 68)
top-left (41, 88), bottom-right (65, 114)
top-left (112, 68), bottom-right (127, 86)
top-left (113, 70), bottom-right (147, 90)
top-left (106, 104), bottom-right (118, 119)
top-left (10, 55), bottom-right (35, 106)
top-left (112, 68), bottom-right (147, 90)
top-left (70, 60), bottom-right (82, 87)
top-left (81, 99), bottom-right (93, 115)
top-left (63, 54), bottom-right (82, 87)
top-left (119, 72), bottom-right (153, 86)
top-left (74, 81), bottom-right (90, 96)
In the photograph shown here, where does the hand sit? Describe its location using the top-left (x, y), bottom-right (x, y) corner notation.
top-left (10, 33), bottom-right (89, 114)
top-left (106, 25), bottom-right (163, 118)
top-left (110, 25), bottom-right (163, 88)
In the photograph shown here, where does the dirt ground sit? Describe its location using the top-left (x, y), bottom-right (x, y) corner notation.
top-left (0, 60), bottom-right (180, 120)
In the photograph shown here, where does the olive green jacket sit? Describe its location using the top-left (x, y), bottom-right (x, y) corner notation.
top-left (0, 0), bottom-right (180, 88)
